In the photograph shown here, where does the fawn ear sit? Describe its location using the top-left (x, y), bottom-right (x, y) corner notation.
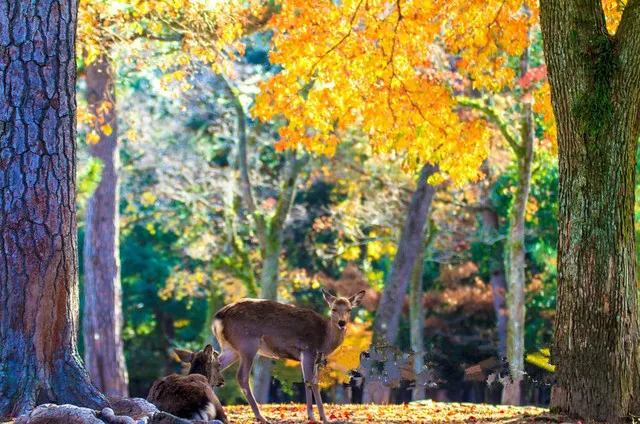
top-left (322, 288), bottom-right (336, 306)
top-left (174, 347), bottom-right (194, 363)
top-left (349, 290), bottom-right (366, 308)
top-left (203, 344), bottom-right (214, 356)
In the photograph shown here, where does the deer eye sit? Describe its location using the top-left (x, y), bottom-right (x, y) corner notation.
top-left (332, 309), bottom-right (337, 312)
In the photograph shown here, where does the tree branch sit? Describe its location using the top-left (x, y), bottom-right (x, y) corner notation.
top-left (456, 97), bottom-right (523, 156)
top-left (270, 150), bottom-right (308, 235)
top-left (219, 74), bottom-right (268, 247)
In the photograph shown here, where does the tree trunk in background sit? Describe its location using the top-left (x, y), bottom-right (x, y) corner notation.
top-left (501, 47), bottom-right (535, 406)
top-left (410, 220), bottom-right (436, 401)
top-left (155, 308), bottom-right (175, 375)
top-left (0, 0), bottom-right (108, 417)
top-left (363, 163), bottom-right (438, 403)
top-left (540, 1), bottom-right (640, 420)
top-left (372, 163), bottom-right (438, 345)
top-left (252, 236), bottom-right (281, 403)
top-left (478, 161), bottom-right (508, 360)
top-left (482, 204), bottom-right (508, 359)
top-left (226, 76), bottom-right (307, 404)
top-left (82, 54), bottom-right (129, 397)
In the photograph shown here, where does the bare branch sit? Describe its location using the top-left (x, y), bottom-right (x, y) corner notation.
top-left (456, 96), bottom-right (523, 156)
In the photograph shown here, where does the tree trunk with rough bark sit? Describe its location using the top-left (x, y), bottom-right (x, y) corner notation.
top-left (502, 47), bottom-right (535, 406)
top-left (82, 54), bottom-right (129, 397)
top-left (540, 0), bottom-right (640, 420)
top-left (363, 163), bottom-right (437, 403)
top-left (0, 0), bottom-right (107, 418)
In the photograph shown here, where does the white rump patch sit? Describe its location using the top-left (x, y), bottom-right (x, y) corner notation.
top-left (212, 318), bottom-right (224, 340)
top-left (192, 402), bottom-right (217, 420)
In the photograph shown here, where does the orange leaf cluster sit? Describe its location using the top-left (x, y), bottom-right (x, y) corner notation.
top-left (254, 0), bottom-right (502, 184)
top-left (255, 0), bottom-right (625, 183)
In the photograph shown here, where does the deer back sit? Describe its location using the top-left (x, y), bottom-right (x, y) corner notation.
top-left (147, 374), bottom-right (227, 423)
top-left (214, 300), bottom-right (333, 358)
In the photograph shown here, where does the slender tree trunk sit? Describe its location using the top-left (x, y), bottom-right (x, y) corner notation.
top-left (82, 54), bottom-right (129, 397)
top-left (372, 164), bottom-right (438, 344)
top-left (540, 1), bottom-right (640, 420)
top-left (479, 160), bottom-right (508, 359)
top-left (482, 208), bottom-right (508, 359)
top-left (363, 163), bottom-right (438, 403)
top-left (410, 220), bottom-right (436, 401)
top-left (155, 308), bottom-right (175, 375)
top-left (0, 0), bottom-right (108, 417)
top-left (502, 48), bottom-right (535, 406)
top-left (252, 235), bottom-right (281, 403)
top-left (225, 76), bottom-right (307, 404)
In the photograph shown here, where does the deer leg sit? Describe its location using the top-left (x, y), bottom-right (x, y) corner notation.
top-left (301, 351), bottom-right (317, 422)
top-left (218, 348), bottom-right (239, 371)
top-left (237, 346), bottom-right (269, 424)
top-left (311, 354), bottom-right (328, 423)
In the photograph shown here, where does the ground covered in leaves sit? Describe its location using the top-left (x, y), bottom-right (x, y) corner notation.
top-left (224, 401), bottom-right (574, 423)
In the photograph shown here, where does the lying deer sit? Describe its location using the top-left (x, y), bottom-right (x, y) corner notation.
top-left (147, 345), bottom-right (228, 423)
top-left (212, 288), bottom-right (366, 424)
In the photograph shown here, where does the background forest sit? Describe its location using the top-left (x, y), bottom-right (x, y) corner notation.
top-left (6, 0), bottom-right (640, 422)
top-left (74, 3), bottom-right (563, 406)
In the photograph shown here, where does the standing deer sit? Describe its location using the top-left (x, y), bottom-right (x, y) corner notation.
top-left (212, 289), bottom-right (366, 424)
top-left (147, 345), bottom-right (228, 423)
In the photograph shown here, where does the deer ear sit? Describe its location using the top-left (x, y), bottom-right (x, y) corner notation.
top-left (174, 347), bottom-right (194, 363)
top-left (322, 288), bottom-right (336, 306)
top-left (203, 344), bottom-right (214, 356)
top-left (349, 290), bottom-right (366, 308)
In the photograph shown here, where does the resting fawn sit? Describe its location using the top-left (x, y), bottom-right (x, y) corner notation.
top-left (212, 289), bottom-right (366, 423)
top-left (147, 344), bottom-right (228, 423)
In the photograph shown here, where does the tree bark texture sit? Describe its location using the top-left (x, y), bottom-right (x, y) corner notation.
top-left (540, 0), bottom-right (640, 420)
top-left (502, 47), bottom-right (535, 407)
top-left (0, 0), bottom-right (107, 418)
top-left (82, 54), bottom-right (129, 397)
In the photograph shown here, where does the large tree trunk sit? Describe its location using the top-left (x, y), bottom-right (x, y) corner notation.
top-left (0, 0), bottom-right (108, 418)
top-left (502, 47), bottom-right (535, 406)
top-left (363, 163), bottom-right (437, 403)
top-left (540, 1), bottom-right (640, 420)
top-left (82, 54), bottom-right (129, 397)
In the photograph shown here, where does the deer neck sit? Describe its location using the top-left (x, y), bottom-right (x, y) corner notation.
top-left (323, 322), bottom-right (347, 354)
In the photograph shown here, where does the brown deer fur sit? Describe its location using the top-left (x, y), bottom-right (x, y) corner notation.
top-left (212, 289), bottom-right (366, 424)
top-left (147, 345), bottom-right (228, 423)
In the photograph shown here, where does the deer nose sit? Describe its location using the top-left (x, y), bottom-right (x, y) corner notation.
top-left (217, 378), bottom-right (225, 387)
top-left (338, 320), bottom-right (346, 328)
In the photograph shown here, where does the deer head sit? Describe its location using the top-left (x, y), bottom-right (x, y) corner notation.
top-left (174, 344), bottom-right (225, 387)
top-left (322, 288), bottom-right (366, 330)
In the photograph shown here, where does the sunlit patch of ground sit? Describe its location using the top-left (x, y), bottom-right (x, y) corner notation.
top-left (225, 401), bottom-right (572, 423)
